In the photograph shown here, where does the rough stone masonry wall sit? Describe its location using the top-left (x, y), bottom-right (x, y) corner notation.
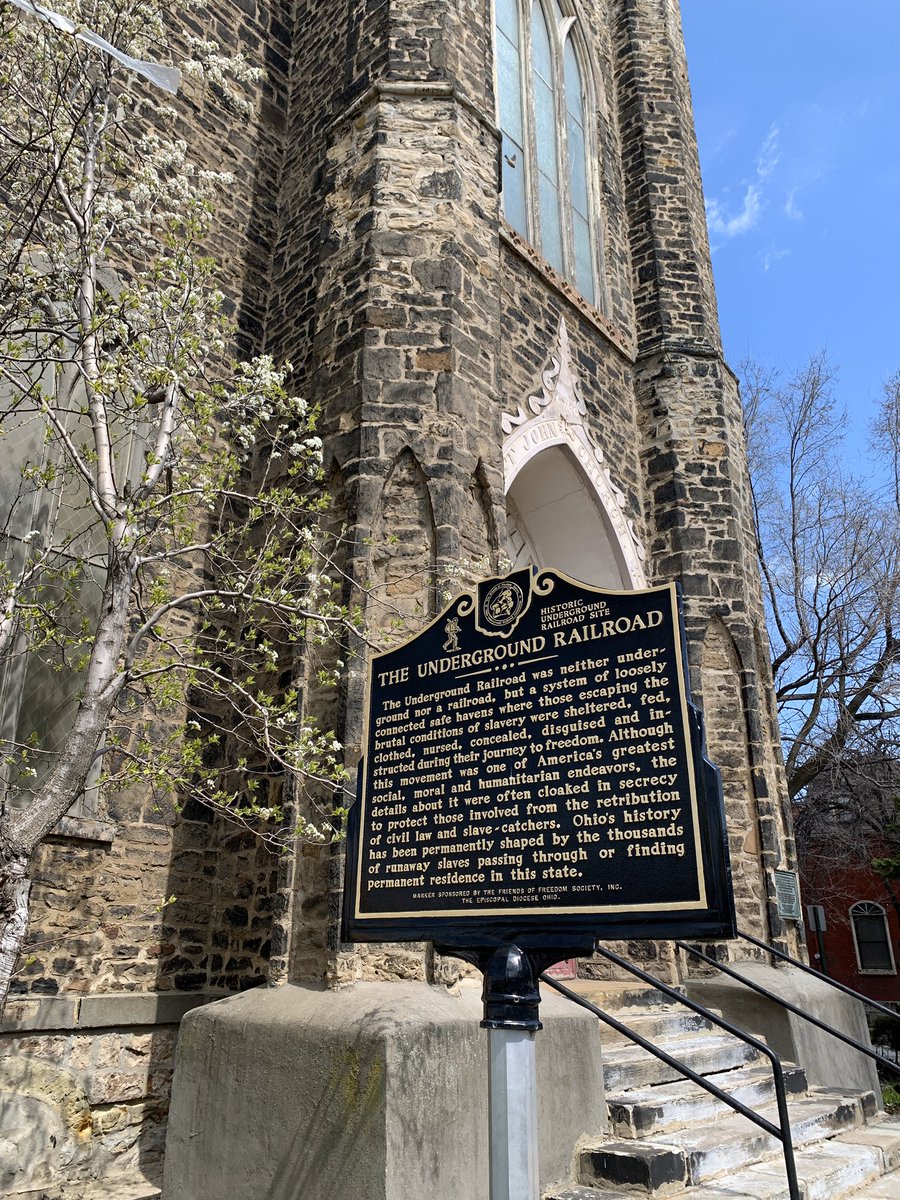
top-left (1, 1011), bottom-right (178, 1194)
top-left (2, 2), bottom-right (296, 1192)
top-left (324, 89), bottom-right (505, 986)
top-left (260, 0), bottom-right (805, 992)
top-left (258, 0), bottom-right (394, 986)
top-left (262, 0), bottom-right (508, 987)
top-left (13, 806), bottom-right (280, 1001)
top-left (611, 0), bottom-right (800, 954)
top-left (3, 760), bottom-right (281, 1195)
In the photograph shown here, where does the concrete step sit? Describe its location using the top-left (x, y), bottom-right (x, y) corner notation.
top-left (833, 1114), bottom-right (900, 1169)
top-left (606, 1062), bottom-right (808, 1139)
top-left (602, 1031), bottom-right (766, 1091)
top-left (643, 1118), bottom-right (900, 1199)
top-left (545, 1113), bottom-right (900, 1200)
top-left (548, 1155), bottom-right (900, 1200)
top-left (577, 1091), bottom-right (874, 1193)
top-left (851, 1165), bottom-right (900, 1197)
top-left (564, 981), bottom-right (686, 1013)
top-left (544, 1188), bottom-right (624, 1200)
top-left (699, 1139), bottom-right (883, 1199)
top-left (634, 1148), bottom-right (877, 1199)
top-left (598, 1006), bottom-right (720, 1049)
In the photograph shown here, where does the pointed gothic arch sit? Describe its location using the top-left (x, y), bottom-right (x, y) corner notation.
top-left (701, 615), bottom-right (768, 934)
top-left (371, 448), bottom-right (437, 629)
top-left (501, 317), bottom-right (646, 589)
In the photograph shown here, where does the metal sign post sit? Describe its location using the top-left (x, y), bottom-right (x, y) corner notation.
top-left (482, 946), bottom-right (542, 1200)
top-left (488, 1030), bottom-right (539, 1198)
top-left (475, 942), bottom-right (593, 1199)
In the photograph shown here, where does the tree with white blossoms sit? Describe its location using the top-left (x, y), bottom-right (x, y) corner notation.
top-left (0, 1), bottom-right (359, 1009)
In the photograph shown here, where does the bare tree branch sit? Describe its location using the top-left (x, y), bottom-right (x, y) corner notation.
top-left (743, 354), bottom-right (900, 802)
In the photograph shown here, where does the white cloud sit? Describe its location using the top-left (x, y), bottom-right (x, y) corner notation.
top-left (784, 189), bottom-right (803, 221)
top-left (755, 124), bottom-right (780, 179)
top-left (707, 186), bottom-right (761, 237)
top-left (706, 124), bottom-right (780, 239)
top-left (761, 246), bottom-right (791, 272)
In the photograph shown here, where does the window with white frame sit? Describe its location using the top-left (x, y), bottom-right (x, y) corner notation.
top-left (0, 351), bottom-right (143, 819)
top-left (850, 901), bottom-right (896, 973)
top-left (495, 0), bottom-right (601, 305)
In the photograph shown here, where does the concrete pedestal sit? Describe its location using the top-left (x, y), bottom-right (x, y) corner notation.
top-left (686, 963), bottom-right (881, 1097)
top-left (162, 981), bottom-right (606, 1200)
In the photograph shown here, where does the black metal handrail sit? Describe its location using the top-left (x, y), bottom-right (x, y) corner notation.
top-left (676, 938), bottom-right (900, 1079)
top-left (541, 944), bottom-right (801, 1200)
top-left (738, 928), bottom-right (900, 1025)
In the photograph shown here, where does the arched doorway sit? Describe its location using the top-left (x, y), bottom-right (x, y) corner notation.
top-left (501, 322), bottom-right (679, 982)
top-left (506, 442), bottom-right (633, 589)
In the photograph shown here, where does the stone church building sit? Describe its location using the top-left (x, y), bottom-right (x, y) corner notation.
top-left (2, 1), bottom-right (891, 1197)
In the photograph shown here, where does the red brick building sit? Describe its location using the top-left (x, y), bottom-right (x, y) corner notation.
top-left (802, 859), bottom-right (900, 1006)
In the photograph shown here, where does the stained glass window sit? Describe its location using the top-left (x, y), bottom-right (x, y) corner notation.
top-left (494, 0), bottom-right (600, 305)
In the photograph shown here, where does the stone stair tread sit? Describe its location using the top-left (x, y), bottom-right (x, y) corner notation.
top-left (606, 1061), bottom-right (802, 1106)
top-left (850, 1165), bottom-right (900, 1197)
top-left (833, 1114), bottom-right (900, 1168)
top-left (747, 1139), bottom-right (882, 1199)
top-left (543, 1187), bottom-right (627, 1200)
top-left (598, 1009), bottom-right (718, 1046)
top-left (595, 1004), bottom-right (714, 1023)
top-left (649, 1094), bottom-right (864, 1154)
top-left (564, 981), bottom-right (685, 1011)
top-left (573, 1137), bottom-right (891, 1200)
top-left (579, 1093), bottom-right (869, 1191)
top-left (603, 1029), bottom-right (762, 1064)
top-left (806, 1085), bottom-right (880, 1119)
top-left (601, 1032), bottom-right (766, 1091)
top-left (681, 1139), bottom-right (885, 1199)
top-left (605, 1063), bottom-right (809, 1139)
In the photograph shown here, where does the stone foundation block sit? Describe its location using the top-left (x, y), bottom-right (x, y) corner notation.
top-left (163, 981), bottom-right (606, 1200)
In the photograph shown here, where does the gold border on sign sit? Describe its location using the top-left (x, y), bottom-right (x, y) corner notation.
top-left (354, 572), bottom-right (709, 923)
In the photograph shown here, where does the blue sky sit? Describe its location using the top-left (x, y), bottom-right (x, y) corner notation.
top-left (680, 1), bottom-right (900, 463)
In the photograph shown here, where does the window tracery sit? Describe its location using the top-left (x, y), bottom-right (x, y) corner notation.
top-left (495, 0), bottom-right (600, 305)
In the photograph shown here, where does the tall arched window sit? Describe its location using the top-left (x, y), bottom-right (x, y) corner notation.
top-left (850, 901), bottom-right (896, 973)
top-left (494, 0), bottom-right (600, 306)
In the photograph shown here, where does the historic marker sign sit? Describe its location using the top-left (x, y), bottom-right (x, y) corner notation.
top-left (342, 569), bottom-right (736, 948)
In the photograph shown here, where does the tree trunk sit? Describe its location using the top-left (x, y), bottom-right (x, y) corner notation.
top-left (0, 556), bottom-right (134, 1014)
top-left (0, 846), bottom-right (31, 1015)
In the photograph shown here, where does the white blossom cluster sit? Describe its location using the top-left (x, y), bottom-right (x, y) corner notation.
top-left (0, 2), bottom-right (357, 848)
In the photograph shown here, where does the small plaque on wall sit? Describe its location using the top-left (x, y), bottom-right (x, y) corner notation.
top-left (774, 869), bottom-right (802, 921)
